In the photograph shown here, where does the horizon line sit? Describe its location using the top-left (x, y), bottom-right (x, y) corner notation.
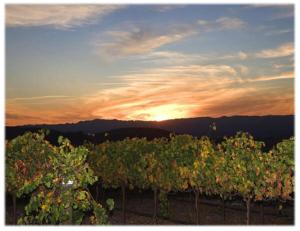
top-left (5, 114), bottom-right (295, 127)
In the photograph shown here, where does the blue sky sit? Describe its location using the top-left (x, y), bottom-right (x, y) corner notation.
top-left (5, 4), bottom-right (294, 125)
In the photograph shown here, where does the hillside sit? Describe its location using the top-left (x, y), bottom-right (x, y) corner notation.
top-left (6, 115), bottom-right (294, 149)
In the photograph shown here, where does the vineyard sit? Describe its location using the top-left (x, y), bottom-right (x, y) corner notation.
top-left (5, 130), bottom-right (294, 225)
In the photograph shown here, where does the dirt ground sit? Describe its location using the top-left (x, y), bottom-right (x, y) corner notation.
top-left (105, 189), bottom-right (294, 225)
top-left (6, 188), bottom-right (294, 225)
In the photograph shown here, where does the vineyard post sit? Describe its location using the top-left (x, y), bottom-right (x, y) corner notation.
top-left (195, 190), bottom-right (200, 224)
top-left (95, 182), bottom-right (99, 202)
top-left (246, 198), bottom-right (251, 225)
top-left (121, 182), bottom-right (126, 224)
top-left (65, 180), bottom-right (74, 225)
top-left (102, 186), bottom-right (105, 204)
top-left (140, 190), bottom-right (143, 205)
top-left (153, 187), bottom-right (158, 224)
top-left (222, 199), bottom-right (226, 224)
top-left (260, 202), bottom-right (264, 224)
top-left (12, 194), bottom-right (16, 224)
top-left (68, 195), bottom-right (73, 225)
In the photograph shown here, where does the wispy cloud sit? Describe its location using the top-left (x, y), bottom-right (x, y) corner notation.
top-left (190, 91), bottom-right (293, 117)
top-left (264, 29), bottom-right (293, 36)
top-left (6, 63), bottom-right (294, 125)
top-left (255, 42), bottom-right (294, 58)
top-left (197, 17), bottom-right (246, 31)
top-left (243, 4), bottom-right (294, 20)
top-left (6, 95), bottom-right (94, 125)
top-left (83, 66), bottom-right (293, 120)
top-left (95, 24), bottom-right (196, 58)
top-left (217, 51), bottom-right (248, 60)
top-left (7, 95), bottom-right (73, 102)
top-left (246, 71), bottom-right (294, 82)
top-left (6, 113), bottom-right (39, 121)
top-left (83, 64), bottom-right (241, 120)
top-left (273, 62), bottom-right (294, 70)
top-left (94, 15), bottom-right (247, 60)
top-left (152, 4), bottom-right (185, 12)
top-left (6, 64), bottom-right (239, 124)
top-left (235, 65), bottom-right (249, 76)
top-left (6, 5), bottom-right (124, 29)
top-left (117, 41), bottom-right (294, 69)
top-left (120, 64), bottom-right (238, 79)
top-left (269, 5), bottom-right (294, 20)
top-left (134, 50), bottom-right (249, 67)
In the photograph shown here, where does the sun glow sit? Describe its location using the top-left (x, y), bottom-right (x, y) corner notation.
top-left (127, 104), bottom-right (193, 122)
top-left (153, 114), bottom-right (168, 121)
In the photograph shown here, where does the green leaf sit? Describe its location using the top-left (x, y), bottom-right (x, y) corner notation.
top-left (106, 198), bottom-right (114, 211)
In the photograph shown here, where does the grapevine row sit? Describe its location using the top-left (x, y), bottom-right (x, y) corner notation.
top-left (86, 132), bottom-right (294, 224)
top-left (6, 131), bottom-right (294, 224)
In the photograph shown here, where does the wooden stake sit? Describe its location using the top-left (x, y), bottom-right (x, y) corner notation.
top-left (153, 188), bottom-right (158, 224)
top-left (223, 199), bottom-right (226, 224)
top-left (121, 183), bottom-right (126, 224)
top-left (246, 198), bottom-right (251, 225)
top-left (195, 190), bottom-right (200, 224)
top-left (95, 182), bottom-right (99, 202)
top-left (12, 194), bottom-right (16, 224)
top-left (260, 202), bottom-right (264, 224)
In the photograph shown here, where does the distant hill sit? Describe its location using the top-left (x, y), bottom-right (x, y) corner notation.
top-left (93, 127), bottom-right (173, 142)
top-left (6, 115), bottom-right (294, 149)
top-left (5, 126), bottom-right (173, 146)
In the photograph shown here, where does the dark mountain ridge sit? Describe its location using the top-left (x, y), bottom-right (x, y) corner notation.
top-left (5, 127), bottom-right (173, 146)
top-left (6, 115), bottom-right (294, 149)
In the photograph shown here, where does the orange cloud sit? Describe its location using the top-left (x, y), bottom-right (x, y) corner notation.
top-left (6, 65), bottom-right (294, 126)
top-left (246, 71), bottom-right (294, 82)
top-left (255, 43), bottom-right (294, 58)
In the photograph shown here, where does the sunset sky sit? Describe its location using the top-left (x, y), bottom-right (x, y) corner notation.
top-left (6, 4), bottom-right (294, 126)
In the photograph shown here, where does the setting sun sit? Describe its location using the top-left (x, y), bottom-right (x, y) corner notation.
top-left (129, 104), bottom-right (191, 122)
top-left (153, 114), bottom-right (168, 121)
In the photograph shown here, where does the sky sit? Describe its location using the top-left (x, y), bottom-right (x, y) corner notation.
top-left (5, 4), bottom-right (294, 126)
